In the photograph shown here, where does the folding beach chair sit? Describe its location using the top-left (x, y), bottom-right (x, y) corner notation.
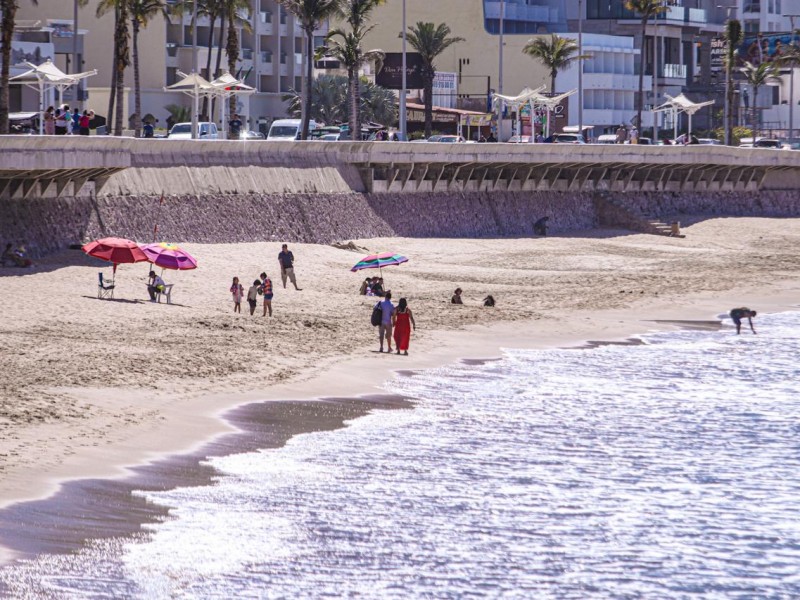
top-left (97, 272), bottom-right (115, 299)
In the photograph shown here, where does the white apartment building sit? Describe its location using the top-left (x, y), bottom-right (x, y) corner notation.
top-left (15, 0), bottom-right (327, 132)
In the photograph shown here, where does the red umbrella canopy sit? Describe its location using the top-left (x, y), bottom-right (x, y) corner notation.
top-left (82, 237), bottom-right (149, 271)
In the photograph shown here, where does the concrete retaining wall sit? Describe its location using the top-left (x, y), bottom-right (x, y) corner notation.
top-left (3, 186), bottom-right (799, 259)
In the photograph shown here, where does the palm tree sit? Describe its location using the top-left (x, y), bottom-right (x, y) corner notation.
top-left (405, 22), bottom-right (463, 138)
top-left (724, 18), bottom-right (743, 145)
top-left (329, 0), bottom-right (386, 140)
top-left (97, 0), bottom-right (131, 135)
top-left (624, 0), bottom-right (667, 134)
top-left (740, 60), bottom-right (782, 140)
top-left (522, 34), bottom-right (590, 94)
top-left (129, 0), bottom-right (167, 137)
top-left (277, 0), bottom-right (342, 140)
top-left (284, 73), bottom-right (396, 125)
top-left (222, 0), bottom-right (251, 125)
top-left (0, 0), bottom-right (38, 134)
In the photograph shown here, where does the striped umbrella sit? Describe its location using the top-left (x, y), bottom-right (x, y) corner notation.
top-left (350, 252), bottom-right (408, 273)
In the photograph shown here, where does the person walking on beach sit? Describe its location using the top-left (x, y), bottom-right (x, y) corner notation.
top-left (259, 272), bottom-right (273, 316)
top-left (247, 279), bottom-right (260, 315)
top-left (230, 276), bottom-right (244, 313)
top-left (392, 298), bottom-right (416, 356)
top-left (730, 307), bottom-right (757, 334)
top-left (278, 244), bottom-right (301, 290)
top-left (378, 291), bottom-right (395, 353)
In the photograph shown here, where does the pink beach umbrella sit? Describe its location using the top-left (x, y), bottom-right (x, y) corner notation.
top-left (140, 242), bottom-right (198, 271)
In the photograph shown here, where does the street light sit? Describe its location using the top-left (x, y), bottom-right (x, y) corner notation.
top-left (400, 0), bottom-right (407, 140)
top-left (718, 4), bottom-right (737, 146)
top-left (784, 13), bottom-right (800, 141)
top-left (577, 0), bottom-right (583, 139)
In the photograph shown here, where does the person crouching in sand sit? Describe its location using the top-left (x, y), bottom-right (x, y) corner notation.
top-left (392, 297), bottom-right (416, 355)
top-left (730, 307), bottom-right (757, 334)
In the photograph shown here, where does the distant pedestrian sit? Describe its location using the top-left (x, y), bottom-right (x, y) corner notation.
top-left (63, 106), bottom-right (73, 135)
top-left (451, 288), bottom-right (463, 304)
top-left (229, 113), bottom-right (243, 139)
top-left (79, 110), bottom-right (91, 136)
top-left (392, 297), bottom-right (416, 356)
top-left (378, 291), bottom-right (395, 353)
top-left (247, 279), bottom-right (260, 315)
top-left (278, 244), bottom-right (301, 290)
top-left (142, 120), bottom-right (154, 138)
top-left (629, 126), bottom-right (639, 145)
top-left (730, 307), bottom-right (757, 335)
top-left (259, 272), bottom-right (273, 316)
top-left (230, 276), bottom-right (244, 313)
top-left (616, 125), bottom-right (627, 144)
top-left (54, 109), bottom-right (67, 135)
top-left (44, 106), bottom-right (55, 135)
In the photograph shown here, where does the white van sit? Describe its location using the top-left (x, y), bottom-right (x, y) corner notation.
top-left (167, 122), bottom-right (219, 140)
top-left (267, 118), bottom-right (317, 141)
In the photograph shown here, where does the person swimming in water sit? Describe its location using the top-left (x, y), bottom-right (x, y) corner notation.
top-left (729, 307), bottom-right (757, 335)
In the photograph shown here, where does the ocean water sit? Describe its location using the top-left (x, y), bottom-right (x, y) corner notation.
top-left (2, 312), bottom-right (800, 599)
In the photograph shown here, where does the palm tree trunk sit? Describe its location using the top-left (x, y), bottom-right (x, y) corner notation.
top-left (636, 16), bottom-right (647, 136)
top-left (133, 19), bottom-right (142, 138)
top-left (114, 1), bottom-right (129, 136)
top-left (550, 69), bottom-right (556, 94)
top-left (211, 17), bottom-right (226, 121)
top-left (752, 86), bottom-right (758, 139)
top-left (725, 55), bottom-right (734, 144)
top-left (107, 3), bottom-right (119, 132)
top-left (202, 12), bottom-right (217, 118)
top-left (424, 77), bottom-right (433, 138)
top-left (226, 18), bottom-right (239, 126)
top-left (0, 0), bottom-right (17, 134)
top-left (301, 26), bottom-right (314, 140)
top-left (350, 68), bottom-right (361, 141)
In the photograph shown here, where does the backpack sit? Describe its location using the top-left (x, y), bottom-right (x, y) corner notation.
top-left (371, 302), bottom-right (383, 326)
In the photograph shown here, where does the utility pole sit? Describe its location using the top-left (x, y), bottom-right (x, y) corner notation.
top-left (191, 0), bottom-right (198, 139)
top-left (498, 0), bottom-right (505, 141)
top-left (578, 0), bottom-right (583, 140)
top-left (653, 4), bottom-right (660, 143)
top-left (73, 0), bottom-right (81, 110)
top-left (400, 0), bottom-right (407, 140)
top-left (786, 13), bottom-right (799, 141)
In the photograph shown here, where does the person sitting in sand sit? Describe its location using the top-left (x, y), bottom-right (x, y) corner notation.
top-left (392, 297), bottom-right (416, 356)
top-left (359, 277), bottom-right (372, 295)
top-left (147, 270), bottom-right (165, 302)
top-left (533, 216), bottom-right (549, 237)
top-left (2, 243), bottom-right (33, 267)
top-left (730, 307), bottom-right (757, 335)
top-left (451, 288), bottom-right (463, 304)
top-left (247, 279), bottom-right (261, 315)
top-left (371, 277), bottom-right (385, 298)
top-left (483, 295), bottom-right (495, 307)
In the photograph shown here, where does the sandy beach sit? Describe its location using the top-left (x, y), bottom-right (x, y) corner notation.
top-left (1, 215), bottom-right (799, 533)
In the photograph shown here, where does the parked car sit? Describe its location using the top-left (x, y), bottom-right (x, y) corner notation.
top-left (426, 135), bottom-right (443, 142)
top-left (319, 133), bottom-right (341, 141)
top-left (167, 122), bottom-right (219, 139)
top-left (697, 138), bottom-right (721, 145)
top-left (267, 118), bottom-right (317, 141)
top-left (552, 133), bottom-right (586, 144)
top-left (596, 134), bottom-right (618, 144)
top-left (506, 135), bottom-right (531, 143)
top-left (238, 130), bottom-right (265, 140)
top-left (739, 137), bottom-right (782, 148)
top-left (435, 135), bottom-right (466, 143)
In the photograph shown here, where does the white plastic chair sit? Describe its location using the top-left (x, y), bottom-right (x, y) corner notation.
top-left (156, 283), bottom-right (174, 304)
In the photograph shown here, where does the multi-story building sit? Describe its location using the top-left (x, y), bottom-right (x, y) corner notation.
top-left (14, 0), bottom-right (328, 132)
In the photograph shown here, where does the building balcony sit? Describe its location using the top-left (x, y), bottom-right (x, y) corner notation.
top-left (258, 61), bottom-right (273, 76)
top-left (583, 108), bottom-right (639, 126)
top-left (582, 73), bottom-right (642, 92)
top-left (483, 2), bottom-right (555, 24)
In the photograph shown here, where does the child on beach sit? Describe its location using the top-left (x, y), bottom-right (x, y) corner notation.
top-left (259, 272), bottom-right (273, 317)
top-left (247, 279), bottom-right (261, 315)
top-left (230, 277), bottom-right (244, 313)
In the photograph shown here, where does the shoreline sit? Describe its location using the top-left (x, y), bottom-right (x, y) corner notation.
top-left (1, 288), bottom-right (797, 566)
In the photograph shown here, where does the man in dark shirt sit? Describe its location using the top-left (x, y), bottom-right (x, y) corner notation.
top-left (229, 113), bottom-right (243, 139)
top-left (729, 308), bottom-right (757, 334)
top-left (278, 243), bottom-right (301, 290)
top-left (143, 121), bottom-right (154, 138)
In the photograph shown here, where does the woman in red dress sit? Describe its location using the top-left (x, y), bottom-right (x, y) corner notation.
top-left (392, 298), bottom-right (416, 355)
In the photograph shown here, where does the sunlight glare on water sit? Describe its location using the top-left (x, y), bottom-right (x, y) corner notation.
top-left (2, 312), bottom-right (800, 599)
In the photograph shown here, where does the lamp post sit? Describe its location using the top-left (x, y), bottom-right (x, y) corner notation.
top-left (718, 4), bottom-right (737, 146)
top-left (400, 0), bottom-right (407, 140)
top-left (498, 0), bottom-right (505, 141)
top-left (653, 3), bottom-right (662, 143)
top-left (785, 14), bottom-right (799, 141)
top-left (73, 0), bottom-right (81, 110)
top-left (191, 0), bottom-right (198, 139)
top-left (578, 0), bottom-right (583, 139)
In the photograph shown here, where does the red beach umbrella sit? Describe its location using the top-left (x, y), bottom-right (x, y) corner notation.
top-left (82, 237), bottom-right (149, 278)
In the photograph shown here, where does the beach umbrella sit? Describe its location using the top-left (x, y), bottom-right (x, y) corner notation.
top-left (82, 237), bottom-right (149, 278)
top-left (140, 242), bottom-right (198, 271)
top-left (350, 252), bottom-right (408, 273)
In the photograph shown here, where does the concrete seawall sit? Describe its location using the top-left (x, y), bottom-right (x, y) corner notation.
top-left (1, 137), bottom-right (800, 256)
